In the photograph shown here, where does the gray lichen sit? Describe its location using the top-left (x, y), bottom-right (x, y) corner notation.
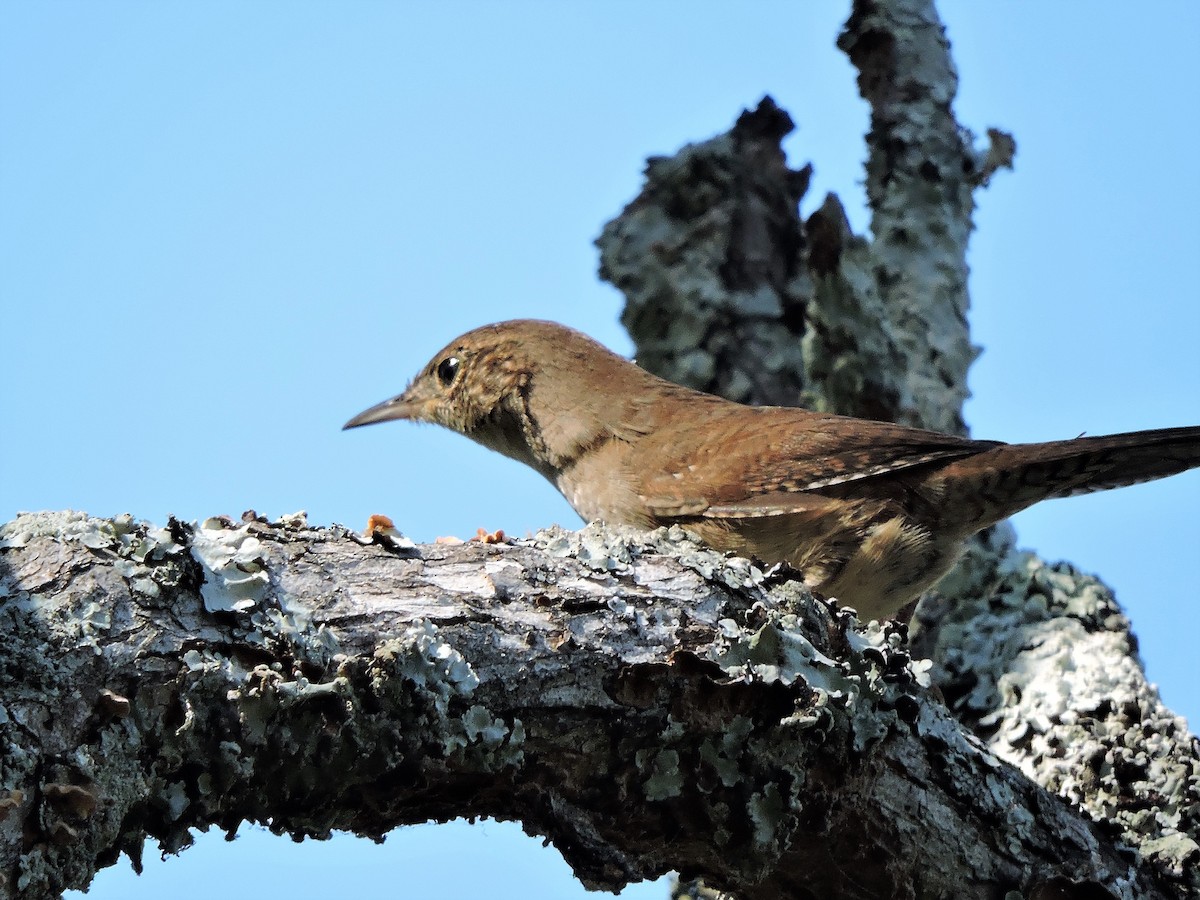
top-left (916, 530), bottom-right (1200, 890)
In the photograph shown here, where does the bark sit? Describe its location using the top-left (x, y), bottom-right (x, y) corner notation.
top-left (0, 512), bottom-right (1182, 899)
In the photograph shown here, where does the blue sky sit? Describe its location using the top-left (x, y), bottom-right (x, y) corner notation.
top-left (3, 3), bottom-right (1197, 898)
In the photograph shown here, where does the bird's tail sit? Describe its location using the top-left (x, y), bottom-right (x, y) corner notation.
top-left (935, 425), bottom-right (1200, 533)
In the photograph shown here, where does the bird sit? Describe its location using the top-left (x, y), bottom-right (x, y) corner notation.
top-left (344, 319), bottom-right (1200, 622)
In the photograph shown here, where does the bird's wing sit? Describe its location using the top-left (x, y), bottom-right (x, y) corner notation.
top-left (636, 408), bottom-right (1001, 519)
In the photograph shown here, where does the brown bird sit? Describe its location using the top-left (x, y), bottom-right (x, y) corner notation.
top-left (344, 320), bottom-right (1200, 622)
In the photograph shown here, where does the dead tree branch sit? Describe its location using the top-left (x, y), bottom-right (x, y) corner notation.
top-left (0, 512), bottom-right (1181, 899)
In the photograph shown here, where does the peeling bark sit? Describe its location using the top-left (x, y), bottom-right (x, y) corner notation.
top-left (0, 512), bottom-right (1182, 899)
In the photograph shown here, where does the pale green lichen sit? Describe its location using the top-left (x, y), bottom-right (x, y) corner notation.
top-left (540, 523), bottom-right (641, 572)
top-left (698, 718), bottom-right (754, 788)
top-left (713, 608), bottom-right (931, 756)
top-left (1, 511), bottom-right (493, 895)
top-left (447, 706), bottom-right (525, 766)
top-left (638, 748), bottom-right (683, 802)
top-left (0, 510), bottom-right (135, 550)
top-left (374, 620), bottom-right (480, 710)
top-left (714, 615), bottom-right (854, 695)
top-left (461, 705), bottom-right (510, 746)
top-left (223, 662), bottom-right (352, 747)
top-left (249, 607), bottom-right (342, 657)
top-left (368, 626), bottom-right (526, 767)
top-left (161, 782), bottom-right (189, 822)
top-left (748, 783), bottom-right (785, 846)
top-left (191, 520), bottom-right (269, 613)
top-left (530, 523), bottom-right (768, 607)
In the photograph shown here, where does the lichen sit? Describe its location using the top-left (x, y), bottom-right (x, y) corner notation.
top-left (373, 620), bottom-right (480, 711)
top-left (917, 531), bottom-right (1200, 891)
top-left (638, 748), bottom-right (683, 802)
top-left (748, 783), bottom-right (785, 846)
top-left (190, 519), bottom-right (270, 613)
top-left (531, 522), bottom-right (766, 594)
top-left (0, 510), bottom-right (134, 550)
top-left (698, 718), bottom-right (754, 788)
top-left (448, 706), bottom-right (523, 769)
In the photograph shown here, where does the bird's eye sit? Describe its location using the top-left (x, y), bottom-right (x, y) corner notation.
top-left (436, 356), bottom-right (460, 387)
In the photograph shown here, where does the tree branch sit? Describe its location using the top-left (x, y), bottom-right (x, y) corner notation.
top-left (0, 511), bottom-right (1178, 899)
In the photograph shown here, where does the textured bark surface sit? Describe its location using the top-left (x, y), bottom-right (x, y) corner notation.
top-left (0, 511), bottom-right (1180, 899)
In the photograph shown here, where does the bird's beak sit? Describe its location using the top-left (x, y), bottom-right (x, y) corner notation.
top-left (343, 393), bottom-right (418, 430)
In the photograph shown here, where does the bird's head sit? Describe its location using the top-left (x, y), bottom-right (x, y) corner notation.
top-left (344, 321), bottom-right (534, 434)
top-left (343, 319), bottom-right (644, 474)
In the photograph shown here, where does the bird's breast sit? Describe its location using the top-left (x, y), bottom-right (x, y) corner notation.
top-left (554, 437), bottom-right (653, 527)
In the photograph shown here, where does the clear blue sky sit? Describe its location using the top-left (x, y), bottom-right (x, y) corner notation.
top-left (3, 3), bottom-right (1197, 898)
